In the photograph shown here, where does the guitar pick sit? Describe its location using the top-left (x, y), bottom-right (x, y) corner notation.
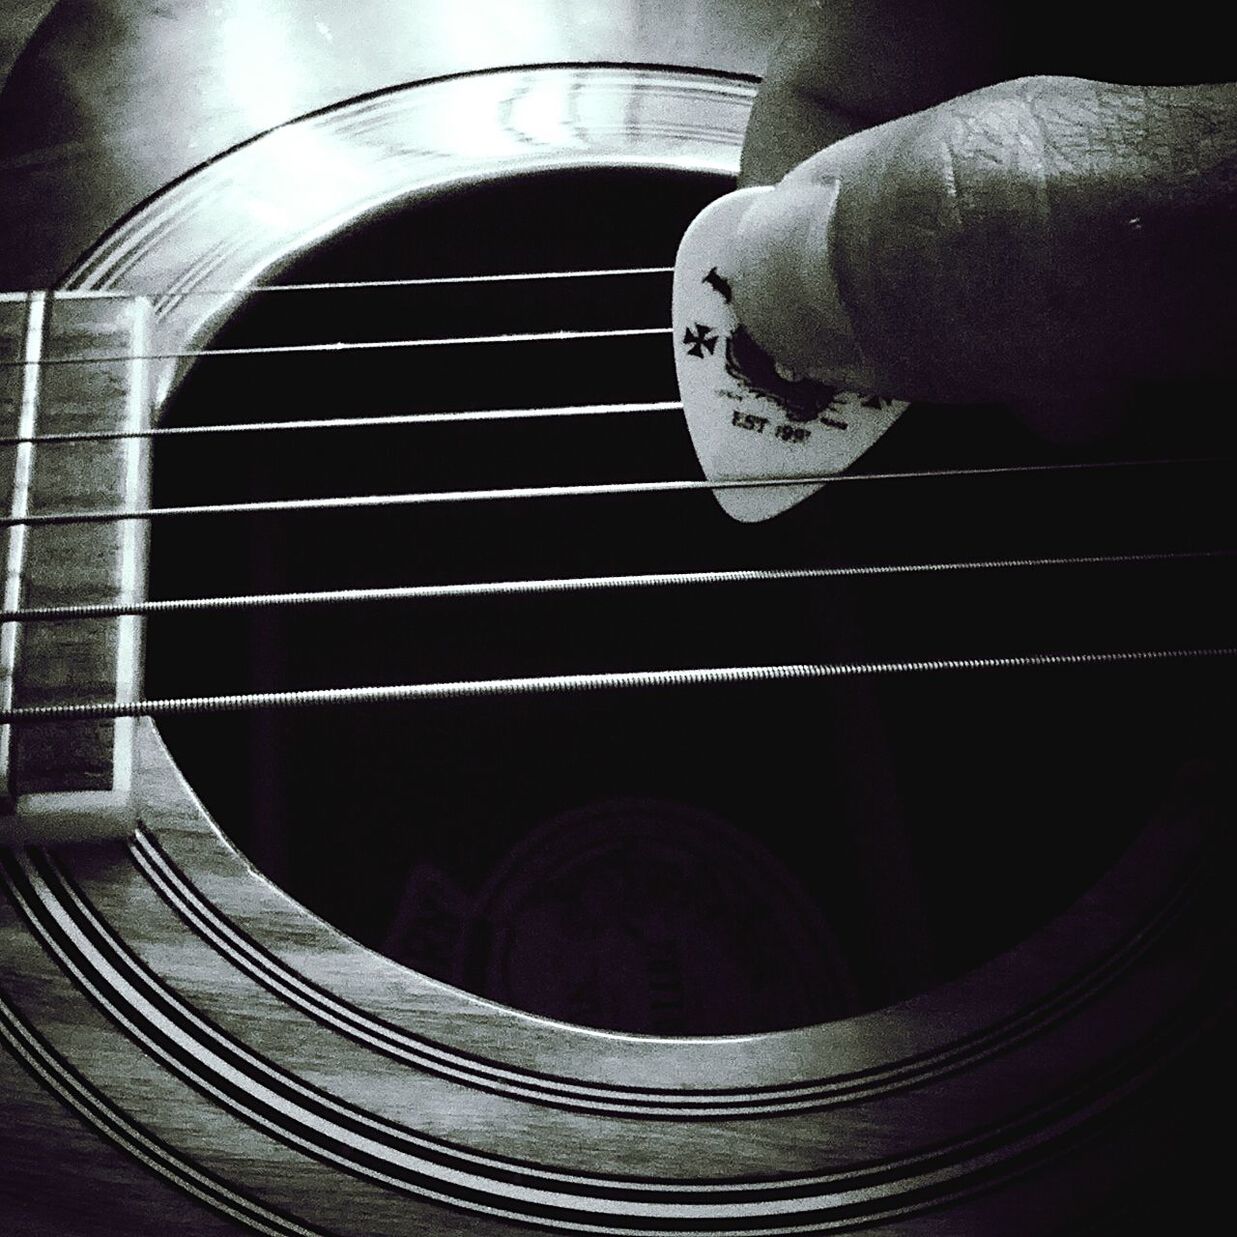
top-left (672, 186), bottom-right (906, 522)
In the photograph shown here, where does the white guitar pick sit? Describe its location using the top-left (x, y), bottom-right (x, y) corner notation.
top-left (672, 186), bottom-right (906, 522)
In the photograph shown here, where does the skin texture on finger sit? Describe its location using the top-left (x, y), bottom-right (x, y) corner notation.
top-left (739, 0), bottom-right (1008, 185)
top-left (733, 75), bottom-right (1237, 407)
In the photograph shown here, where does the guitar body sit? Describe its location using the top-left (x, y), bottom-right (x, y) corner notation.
top-left (1, 4), bottom-right (1233, 1233)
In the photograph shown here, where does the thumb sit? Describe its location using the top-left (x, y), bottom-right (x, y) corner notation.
top-left (730, 76), bottom-right (1237, 415)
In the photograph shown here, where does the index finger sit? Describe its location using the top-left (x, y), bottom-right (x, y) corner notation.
top-left (741, 0), bottom-right (1009, 185)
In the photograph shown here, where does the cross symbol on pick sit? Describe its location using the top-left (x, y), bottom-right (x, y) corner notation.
top-left (683, 323), bottom-right (718, 358)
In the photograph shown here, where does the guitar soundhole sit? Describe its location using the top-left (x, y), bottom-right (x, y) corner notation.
top-left (146, 167), bottom-right (1233, 1035)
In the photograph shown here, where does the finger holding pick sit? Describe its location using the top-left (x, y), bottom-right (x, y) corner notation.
top-left (672, 186), bottom-right (906, 523)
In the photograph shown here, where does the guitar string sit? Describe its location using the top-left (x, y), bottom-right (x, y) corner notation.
top-left (1, 302), bottom-right (1226, 640)
top-left (0, 265), bottom-right (1227, 487)
top-left (0, 400), bottom-right (684, 447)
top-left (2, 647), bottom-right (1233, 725)
top-left (0, 456), bottom-right (1221, 530)
top-left (1, 294), bottom-right (1229, 657)
top-left (1, 275), bottom-right (1229, 691)
top-left (0, 311), bottom-right (1226, 491)
top-left (16, 265), bottom-right (673, 301)
top-left (0, 325), bottom-right (672, 369)
top-left (0, 275), bottom-right (1227, 722)
top-left (5, 549), bottom-right (1230, 625)
top-left (153, 264), bottom-right (674, 295)
top-left (0, 264), bottom-right (669, 378)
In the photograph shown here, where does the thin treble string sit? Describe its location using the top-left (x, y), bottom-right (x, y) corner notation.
top-left (0, 400), bottom-right (683, 448)
top-left (160, 264), bottom-right (674, 295)
top-left (2, 263), bottom-right (672, 367)
top-left (0, 325), bottom-right (672, 370)
top-left (4, 549), bottom-right (1232, 625)
top-left (2, 646), bottom-right (1233, 725)
top-left (17, 264), bottom-right (672, 304)
top-left (0, 456), bottom-right (1221, 531)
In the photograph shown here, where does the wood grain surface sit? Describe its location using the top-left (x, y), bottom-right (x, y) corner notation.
top-left (0, 4), bottom-right (1234, 1234)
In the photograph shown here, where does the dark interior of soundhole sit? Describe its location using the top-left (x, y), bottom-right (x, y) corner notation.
top-left (147, 167), bottom-right (1235, 1035)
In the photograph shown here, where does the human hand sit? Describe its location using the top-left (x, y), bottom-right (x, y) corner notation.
top-left (732, 3), bottom-right (1237, 439)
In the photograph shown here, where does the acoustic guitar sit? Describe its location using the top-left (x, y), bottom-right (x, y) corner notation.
top-left (1, 3), bottom-right (1233, 1232)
